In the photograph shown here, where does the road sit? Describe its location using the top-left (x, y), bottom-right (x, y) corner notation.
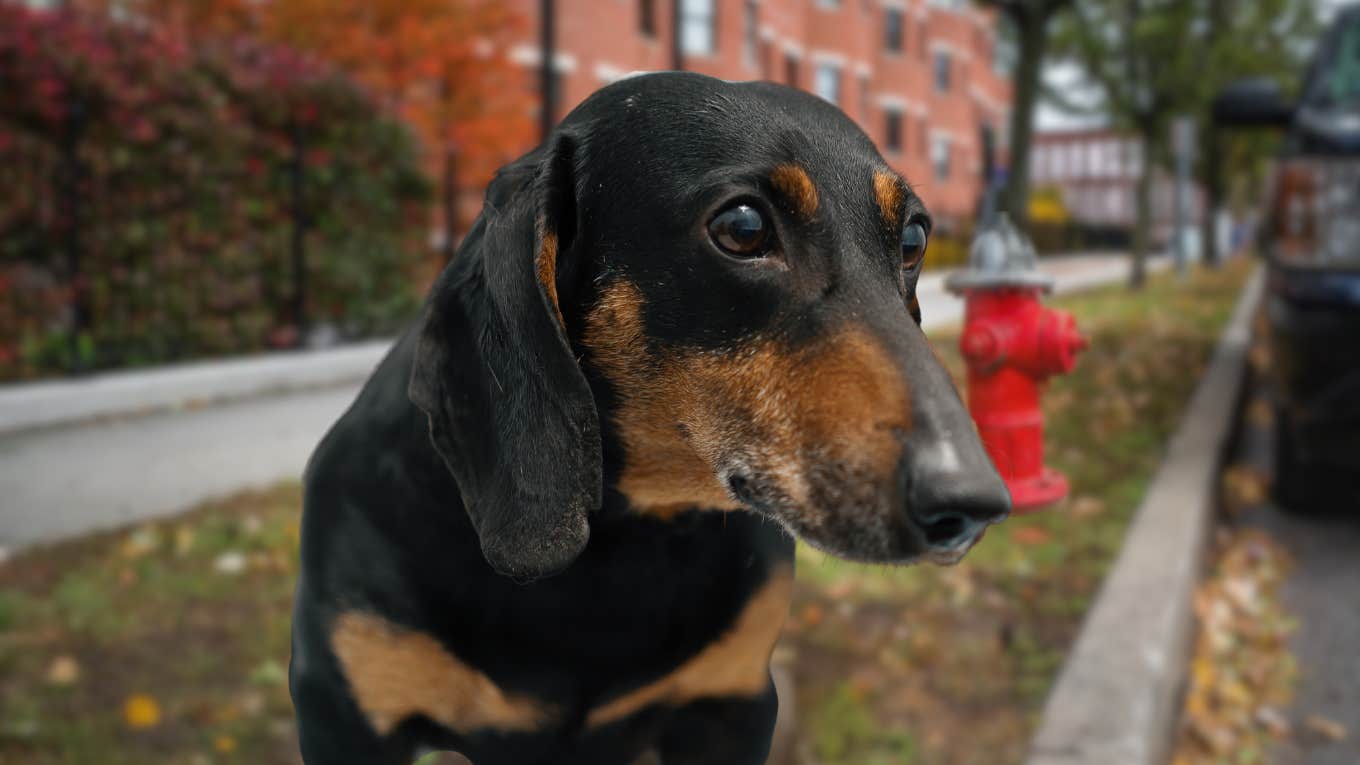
top-left (1234, 378), bottom-right (1360, 764)
top-left (0, 252), bottom-right (1151, 552)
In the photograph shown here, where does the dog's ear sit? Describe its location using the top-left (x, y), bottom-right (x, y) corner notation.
top-left (409, 133), bottom-right (599, 581)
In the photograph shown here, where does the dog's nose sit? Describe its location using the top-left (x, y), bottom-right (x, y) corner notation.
top-left (903, 443), bottom-right (1011, 552)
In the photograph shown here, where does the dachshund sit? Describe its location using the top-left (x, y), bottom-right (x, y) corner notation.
top-left (289, 71), bottom-right (1011, 765)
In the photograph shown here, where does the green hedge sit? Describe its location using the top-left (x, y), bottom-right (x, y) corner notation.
top-left (0, 4), bottom-right (431, 380)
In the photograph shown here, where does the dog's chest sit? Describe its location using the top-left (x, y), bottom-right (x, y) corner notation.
top-left (329, 565), bottom-right (793, 737)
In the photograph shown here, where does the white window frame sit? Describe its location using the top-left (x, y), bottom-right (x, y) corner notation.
top-left (932, 49), bottom-right (952, 93)
top-left (931, 134), bottom-right (952, 180)
top-left (681, 0), bottom-right (717, 56)
top-left (814, 61), bottom-right (842, 105)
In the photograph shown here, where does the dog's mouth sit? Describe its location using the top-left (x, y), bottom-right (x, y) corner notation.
top-left (721, 467), bottom-right (993, 567)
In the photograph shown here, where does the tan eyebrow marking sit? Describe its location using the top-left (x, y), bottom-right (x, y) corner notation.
top-left (770, 164), bottom-right (819, 219)
top-left (873, 169), bottom-right (904, 229)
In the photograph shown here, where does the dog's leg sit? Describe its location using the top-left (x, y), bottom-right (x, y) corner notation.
top-left (290, 591), bottom-right (414, 765)
top-left (292, 670), bottom-right (413, 765)
top-left (655, 680), bottom-right (779, 765)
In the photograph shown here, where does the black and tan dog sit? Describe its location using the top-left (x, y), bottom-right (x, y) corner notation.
top-left (289, 72), bottom-right (1010, 765)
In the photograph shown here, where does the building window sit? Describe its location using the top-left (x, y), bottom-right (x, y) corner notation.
top-left (743, 1), bottom-right (758, 68)
top-left (784, 53), bottom-right (799, 87)
top-left (681, 0), bottom-right (716, 56)
top-left (933, 50), bottom-right (951, 92)
top-left (884, 108), bottom-right (903, 153)
top-left (931, 135), bottom-right (951, 180)
top-left (815, 0), bottom-right (841, 7)
top-left (814, 62), bottom-right (841, 105)
top-left (639, 0), bottom-right (656, 37)
top-left (884, 8), bottom-right (904, 53)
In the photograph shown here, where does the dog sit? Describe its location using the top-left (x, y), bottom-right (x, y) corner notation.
top-left (289, 72), bottom-right (1011, 765)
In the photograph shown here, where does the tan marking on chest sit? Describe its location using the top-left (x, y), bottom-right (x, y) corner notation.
top-left (586, 568), bottom-right (794, 727)
top-left (330, 612), bottom-right (552, 736)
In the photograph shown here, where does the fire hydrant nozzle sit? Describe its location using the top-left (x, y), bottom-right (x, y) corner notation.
top-left (945, 215), bottom-right (1087, 513)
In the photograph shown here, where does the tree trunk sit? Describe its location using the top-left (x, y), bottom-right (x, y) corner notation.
top-left (1201, 124), bottom-right (1224, 268)
top-left (1000, 7), bottom-right (1047, 232)
top-left (1130, 131), bottom-right (1153, 290)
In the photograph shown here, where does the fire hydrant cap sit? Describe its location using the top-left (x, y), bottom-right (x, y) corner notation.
top-left (944, 213), bottom-right (1056, 294)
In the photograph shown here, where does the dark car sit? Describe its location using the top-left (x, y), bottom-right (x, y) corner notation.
top-left (1214, 7), bottom-right (1360, 507)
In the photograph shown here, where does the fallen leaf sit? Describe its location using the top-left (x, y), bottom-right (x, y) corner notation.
top-left (214, 734), bottom-right (238, 753)
top-left (1013, 526), bottom-right (1052, 545)
top-left (46, 655), bottom-right (80, 686)
top-left (123, 694), bottom-right (162, 729)
top-left (1222, 466), bottom-right (1268, 510)
top-left (173, 526), bottom-right (196, 556)
top-left (1245, 397), bottom-right (1273, 428)
top-left (1068, 496), bottom-right (1106, 519)
top-left (1303, 715), bottom-right (1347, 742)
top-left (799, 603), bottom-right (824, 628)
top-left (120, 527), bottom-right (160, 559)
top-left (1254, 706), bottom-right (1291, 738)
top-left (1189, 716), bottom-right (1238, 754)
top-left (214, 551), bottom-right (247, 575)
top-left (250, 659), bottom-right (287, 687)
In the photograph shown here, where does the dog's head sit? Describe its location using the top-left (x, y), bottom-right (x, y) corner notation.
top-left (410, 73), bottom-right (1009, 580)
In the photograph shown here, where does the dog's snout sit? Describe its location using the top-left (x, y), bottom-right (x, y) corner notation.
top-left (902, 442), bottom-right (1012, 552)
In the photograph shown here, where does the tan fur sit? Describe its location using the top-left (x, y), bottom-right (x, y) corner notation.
top-left (873, 170), bottom-right (904, 229)
top-left (583, 282), bottom-right (910, 518)
top-left (537, 227), bottom-right (565, 328)
top-left (586, 567), bottom-right (794, 727)
top-left (770, 164), bottom-right (819, 220)
top-left (331, 612), bottom-right (553, 736)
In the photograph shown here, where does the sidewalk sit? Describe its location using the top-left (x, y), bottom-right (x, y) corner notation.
top-left (0, 252), bottom-right (1161, 551)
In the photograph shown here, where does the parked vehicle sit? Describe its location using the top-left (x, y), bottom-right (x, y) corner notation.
top-left (1214, 6), bottom-right (1360, 507)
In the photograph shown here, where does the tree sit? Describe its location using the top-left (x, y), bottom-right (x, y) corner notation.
top-left (977, 0), bottom-right (1072, 233)
top-left (1052, 0), bottom-right (1201, 289)
top-left (257, 0), bottom-right (533, 258)
top-left (122, 0), bottom-right (532, 256)
top-left (1194, 0), bottom-right (1315, 267)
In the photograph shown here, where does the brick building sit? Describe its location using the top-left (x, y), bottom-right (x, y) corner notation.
top-left (1030, 128), bottom-right (1203, 245)
top-left (501, 0), bottom-right (1012, 225)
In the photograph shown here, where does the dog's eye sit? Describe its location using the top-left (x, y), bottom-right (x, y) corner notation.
top-left (709, 204), bottom-right (770, 257)
top-left (901, 221), bottom-right (927, 270)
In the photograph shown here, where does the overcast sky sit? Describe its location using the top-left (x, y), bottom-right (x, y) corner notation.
top-left (1035, 0), bottom-right (1357, 132)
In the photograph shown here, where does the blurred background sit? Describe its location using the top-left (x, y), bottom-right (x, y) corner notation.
top-left (1, 0), bottom-right (1356, 763)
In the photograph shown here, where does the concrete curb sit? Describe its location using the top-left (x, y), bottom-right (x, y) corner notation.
top-left (1025, 265), bottom-right (1265, 765)
top-left (0, 339), bottom-right (390, 435)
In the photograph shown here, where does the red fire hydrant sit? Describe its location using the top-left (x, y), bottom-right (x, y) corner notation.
top-left (945, 216), bottom-right (1087, 512)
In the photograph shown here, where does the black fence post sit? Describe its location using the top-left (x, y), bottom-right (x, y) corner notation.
top-left (289, 117), bottom-right (308, 348)
top-left (58, 89), bottom-right (89, 373)
top-left (442, 142), bottom-right (459, 262)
